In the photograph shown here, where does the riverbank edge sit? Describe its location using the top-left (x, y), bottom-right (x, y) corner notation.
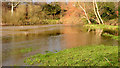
top-left (24, 45), bottom-right (118, 66)
top-left (1, 20), bottom-right (62, 26)
top-left (84, 24), bottom-right (119, 41)
top-left (84, 24), bottom-right (118, 29)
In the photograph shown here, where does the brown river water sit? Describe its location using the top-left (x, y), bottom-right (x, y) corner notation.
top-left (1, 24), bottom-right (118, 66)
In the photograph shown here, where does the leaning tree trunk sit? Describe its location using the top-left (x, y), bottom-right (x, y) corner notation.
top-left (95, 0), bottom-right (104, 24)
top-left (93, 0), bottom-right (101, 24)
top-left (78, 2), bottom-right (91, 24)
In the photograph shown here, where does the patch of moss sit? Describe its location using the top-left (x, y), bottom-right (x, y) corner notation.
top-left (20, 48), bottom-right (33, 53)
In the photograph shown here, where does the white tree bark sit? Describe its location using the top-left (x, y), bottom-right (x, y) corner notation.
top-left (95, 0), bottom-right (104, 24)
top-left (11, 2), bottom-right (20, 16)
top-left (78, 2), bottom-right (91, 24)
top-left (93, 0), bottom-right (101, 24)
top-left (11, 2), bottom-right (14, 16)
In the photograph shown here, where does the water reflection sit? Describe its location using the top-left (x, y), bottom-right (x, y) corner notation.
top-left (61, 26), bottom-right (104, 48)
top-left (2, 24), bottom-right (118, 66)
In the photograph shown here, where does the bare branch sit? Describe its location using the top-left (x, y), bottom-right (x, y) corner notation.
top-left (13, 2), bottom-right (20, 7)
top-left (78, 2), bottom-right (91, 24)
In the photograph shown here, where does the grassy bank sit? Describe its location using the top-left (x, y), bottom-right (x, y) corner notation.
top-left (102, 33), bottom-right (119, 41)
top-left (24, 45), bottom-right (118, 66)
top-left (41, 20), bottom-right (62, 24)
top-left (84, 24), bottom-right (119, 41)
top-left (84, 24), bottom-right (118, 30)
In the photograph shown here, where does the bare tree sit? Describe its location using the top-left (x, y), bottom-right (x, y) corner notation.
top-left (11, 2), bottom-right (20, 15)
top-left (94, 0), bottom-right (104, 24)
top-left (93, 0), bottom-right (101, 24)
top-left (78, 2), bottom-right (91, 24)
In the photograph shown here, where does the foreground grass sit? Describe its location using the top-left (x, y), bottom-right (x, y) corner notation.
top-left (24, 45), bottom-right (118, 66)
top-left (84, 24), bottom-right (118, 30)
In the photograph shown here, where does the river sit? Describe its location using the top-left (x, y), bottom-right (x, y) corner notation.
top-left (2, 24), bottom-right (118, 66)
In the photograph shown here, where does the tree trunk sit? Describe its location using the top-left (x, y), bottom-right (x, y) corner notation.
top-left (11, 2), bottom-right (20, 16)
top-left (78, 2), bottom-right (91, 24)
top-left (11, 2), bottom-right (14, 16)
top-left (93, 0), bottom-right (101, 24)
top-left (95, 0), bottom-right (104, 24)
top-left (26, 4), bottom-right (28, 20)
top-left (26, 4), bottom-right (29, 24)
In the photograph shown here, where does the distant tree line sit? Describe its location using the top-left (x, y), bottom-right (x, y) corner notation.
top-left (2, 2), bottom-right (62, 25)
top-left (2, 2), bottom-right (118, 26)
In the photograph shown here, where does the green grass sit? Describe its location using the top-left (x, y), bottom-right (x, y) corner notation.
top-left (24, 45), bottom-right (118, 66)
top-left (84, 24), bottom-right (118, 30)
top-left (102, 33), bottom-right (119, 41)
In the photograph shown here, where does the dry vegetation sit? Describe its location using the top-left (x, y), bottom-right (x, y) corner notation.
top-left (2, 2), bottom-right (118, 26)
